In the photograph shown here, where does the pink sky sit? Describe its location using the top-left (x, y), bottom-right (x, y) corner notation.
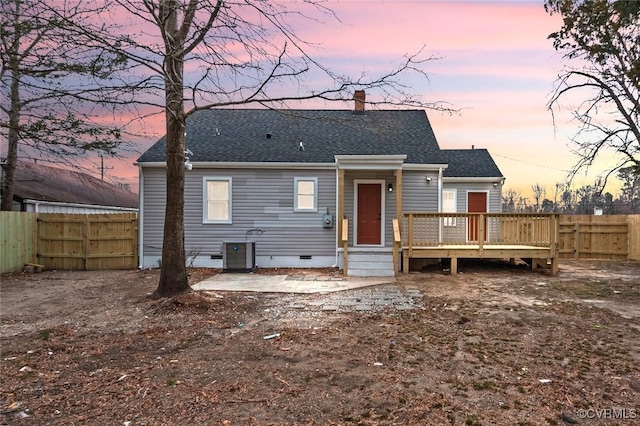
top-left (16, 0), bottom-right (621, 201)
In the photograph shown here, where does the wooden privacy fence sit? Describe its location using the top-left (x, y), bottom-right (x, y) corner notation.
top-left (630, 215), bottom-right (640, 261)
top-left (0, 212), bottom-right (138, 273)
top-left (558, 214), bottom-right (640, 260)
top-left (1, 212), bottom-right (39, 274)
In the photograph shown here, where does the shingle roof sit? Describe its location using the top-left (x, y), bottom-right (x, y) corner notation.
top-left (12, 161), bottom-right (139, 208)
top-left (138, 109), bottom-right (447, 164)
top-left (442, 149), bottom-right (503, 178)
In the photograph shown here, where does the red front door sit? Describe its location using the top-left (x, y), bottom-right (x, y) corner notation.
top-left (468, 192), bottom-right (487, 241)
top-left (357, 183), bottom-right (382, 245)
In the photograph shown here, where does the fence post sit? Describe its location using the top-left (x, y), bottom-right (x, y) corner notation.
top-left (83, 215), bottom-right (90, 270)
top-left (573, 222), bottom-right (580, 259)
top-left (34, 213), bottom-right (40, 265)
top-left (629, 215), bottom-right (640, 261)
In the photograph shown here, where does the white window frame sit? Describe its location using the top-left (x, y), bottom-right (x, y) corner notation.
top-left (442, 189), bottom-right (457, 226)
top-left (203, 177), bottom-right (232, 224)
top-left (294, 177), bottom-right (318, 212)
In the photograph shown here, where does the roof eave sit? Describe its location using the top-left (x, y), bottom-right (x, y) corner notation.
top-left (443, 176), bottom-right (504, 182)
top-left (402, 163), bottom-right (449, 171)
top-left (139, 161), bottom-right (335, 170)
top-left (21, 199), bottom-right (139, 211)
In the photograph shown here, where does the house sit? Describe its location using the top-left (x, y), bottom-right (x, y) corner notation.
top-left (137, 92), bottom-right (504, 276)
top-left (2, 160), bottom-right (139, 213)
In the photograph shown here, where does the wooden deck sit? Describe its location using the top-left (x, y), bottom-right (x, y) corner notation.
top-left (400, 213), bottom-right (560, 275)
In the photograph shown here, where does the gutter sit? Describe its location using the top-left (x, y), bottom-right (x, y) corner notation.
top-left (334, 165), bottom-right (339, 268)
top-left (22, 199), bottom-right (138, 212)
top-left (138, 161), bottom-right (333, 170)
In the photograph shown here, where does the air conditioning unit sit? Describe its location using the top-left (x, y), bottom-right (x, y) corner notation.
top-left (223, 241), bottom-right (256, 272)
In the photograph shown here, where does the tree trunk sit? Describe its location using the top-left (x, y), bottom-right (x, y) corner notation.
top-left (1, 59), bottom-right (21, 211)
top-left (155, 0), bottom-right (189, 296)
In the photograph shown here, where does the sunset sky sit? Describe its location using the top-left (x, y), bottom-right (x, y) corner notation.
top-left (5, 0), bottom-right (623, 201)
top-left (313, 0), bottom-right (620, 199)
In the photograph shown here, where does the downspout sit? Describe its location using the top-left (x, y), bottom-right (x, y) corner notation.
top-left (438, 167), bottom-right (443, 243)
top-left (437, 167), bottom-right (443, 211)
top-left (138, 164), bottom-right (144, 269)
top-left (333, 163), bottom-right (339, 268)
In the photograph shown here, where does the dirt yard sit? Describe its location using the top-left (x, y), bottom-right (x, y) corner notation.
top-left (1, 260), bottom-right (639, 425)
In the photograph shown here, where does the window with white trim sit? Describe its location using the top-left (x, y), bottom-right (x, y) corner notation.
top-left (294, 177), bottom-right (318, 212)
top-left (442, 190), bottom-right (456, 226)
top-left (203, 177), bottom-right (232, 223)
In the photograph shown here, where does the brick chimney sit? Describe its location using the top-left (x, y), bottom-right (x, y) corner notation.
top-left (353, 90), bottom-right (366, 113)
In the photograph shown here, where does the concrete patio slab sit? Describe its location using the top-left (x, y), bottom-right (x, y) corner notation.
top-left (190, 273), bottom-right (394, 294)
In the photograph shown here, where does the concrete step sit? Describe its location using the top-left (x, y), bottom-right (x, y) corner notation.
top-left (348, 268), bottom-right (395, 277)
top-left (347, 252), bottom-right (394, 277)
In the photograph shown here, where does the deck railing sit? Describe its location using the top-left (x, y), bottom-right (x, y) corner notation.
top-left (402, 213), bottom-right (559, 248)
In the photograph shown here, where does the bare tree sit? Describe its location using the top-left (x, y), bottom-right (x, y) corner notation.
top-left (0, 0), bottom-right (135, 211)
top-left (517, 196), bottom-right (530, 213)
top-left (552, 182), bottom-right (565, 212)
top-left (616, 165), bottom-right (640, 213)
top-left (531, 183), bottom-right (546, 212)
top-left (545, 0), bottom-right (640, 185)
top-left (502, 188), bottom-right (520, 213)
top-left (541, 198), bottom-right (555, 213)
top-left (574, 179), bottom-right (606, 214)
top-left (560, 186), bottom-right (574, 212)
top-left (81, 0), bottom-right (453, 296)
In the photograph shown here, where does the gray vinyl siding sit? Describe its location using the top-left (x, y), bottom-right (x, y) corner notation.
top-left (142, 167), bottom-right (337, 259)
top-left (342, 170), bottom-right (395, 247)
top-left (140, 168), bottom-right (168, 257)
top-left (402, 171), bottom-right (439, 212)
top-left (441, 182), bottom-right (502, 213)
top-left (343, 170), bottom-right (439, 247)
top-left (399, 171), bottom-right (440, 244)
top-left (141, 167), bottom-right (502, 257)
top-left (443, 182), bottom-right (503, 242)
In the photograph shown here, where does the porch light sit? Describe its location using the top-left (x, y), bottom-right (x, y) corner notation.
top-left (493, 182), bottom-right (499, 188)
top-left (388, 183), bottom-right (393, 192)
top-left (185, 148), bottom-right (193, 170)
top-left (425, 176), bottom-right (432, 183)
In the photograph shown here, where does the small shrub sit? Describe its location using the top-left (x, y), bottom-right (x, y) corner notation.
top-left (40, 328), bottom-right (52, 341)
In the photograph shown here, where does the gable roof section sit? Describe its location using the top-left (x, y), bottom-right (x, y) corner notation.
top-left (11, 161), bottom-right (139, 208)
top-left (442, 149), bottom-right (503, 178)
top-left (138, 109), bottom-right (447, 165)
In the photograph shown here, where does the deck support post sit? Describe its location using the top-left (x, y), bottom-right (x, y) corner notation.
top-left (341, 219), bottom-right (349, 277)
top-left (337, 169), bottom-right (344, 243)
top-left (550, 256), bottom-right (559, 276)
top-left (394, 169), bottom-right (402, 275)
top-left (338, 169), bottom-right (346, 275)
top-left (394, 169), bottom-right (402, 224)
top-left (450, 257), bottom-right (458, 276)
